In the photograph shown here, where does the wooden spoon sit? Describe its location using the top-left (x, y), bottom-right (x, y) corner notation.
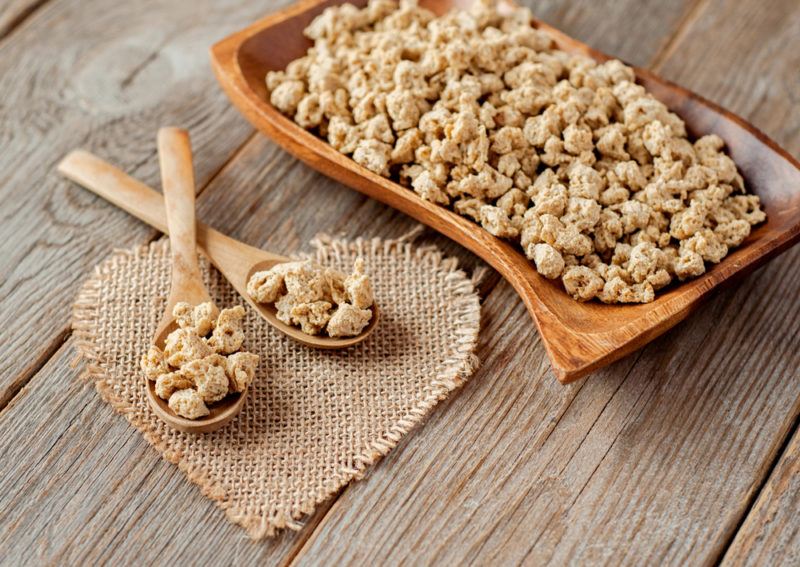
top-left (57, 150), bottom-right (379, 350)
top-left (147, 127), bottom-right (245, 433)
top-left (209, 0), bottom-right (800, 383)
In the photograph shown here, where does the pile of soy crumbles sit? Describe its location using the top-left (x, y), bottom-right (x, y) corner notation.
top-left (266, 0), bottom-right (765, 303)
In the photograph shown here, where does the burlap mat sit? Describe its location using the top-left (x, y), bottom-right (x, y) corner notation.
top-left (71, 233), bottom-right (481, 539)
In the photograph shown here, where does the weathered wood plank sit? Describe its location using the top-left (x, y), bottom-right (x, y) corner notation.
top-left (290, 251), bottom-right (800, 565)
top-left (531, 0), bottom-right (703, 67)
top-left (0, 341), bottom-right (329, 565)
top-left (0, 0), bottom-right (292, 404)
top-left (1, 0), bottom-right (797, 564)
top-left (662, 5), bottom-right (800, 559)
top-left (722, 428), bottom-right (800, 566)
top-left (655, 0), bottom-right (800, 149)
top-left (287, 0), bottom-right (800, 563)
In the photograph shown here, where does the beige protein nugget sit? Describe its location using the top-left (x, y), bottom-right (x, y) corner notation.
top-left (247, 259), bottom-right (375, 337)
top-left (141, 302), bottom-right (260, 420)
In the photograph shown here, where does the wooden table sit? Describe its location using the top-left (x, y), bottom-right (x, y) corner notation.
top-left (1, 0), bottom-right (798, 564)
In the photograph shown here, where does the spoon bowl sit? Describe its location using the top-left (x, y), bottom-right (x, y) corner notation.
top-left (209, 0), bottom-right (800, 383)
top-left (145, 386), bottom-right (245, 434)
top-left (245, 259), bottom-right (380, 349)
top-left (146, 321), bottom-right (247, 434)
top-left (190, 228), bottom-right (381, 349)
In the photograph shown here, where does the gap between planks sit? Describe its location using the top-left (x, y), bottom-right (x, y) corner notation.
top-left (648, 0), bottom-right (713, 72)
top-left (0, 327), bottom-right (70, 410)
top-left (0, 130), bottom-right (260, 415)
top-left (715, 406), bottom-right (800, 566)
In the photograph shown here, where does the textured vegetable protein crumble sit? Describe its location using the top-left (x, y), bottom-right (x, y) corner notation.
top-left (266, 0), bottom-right (766, 303)
top-left (247, 259), bottom-right (375, 337)
top-left (140, 302), bottom-right (260, 419)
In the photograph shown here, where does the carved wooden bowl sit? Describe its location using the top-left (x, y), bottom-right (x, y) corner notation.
top-left (210, 0), bottom-right (800, 382)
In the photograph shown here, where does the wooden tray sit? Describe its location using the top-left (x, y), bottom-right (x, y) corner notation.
top-left (210, 0), bottom-right (800, 382)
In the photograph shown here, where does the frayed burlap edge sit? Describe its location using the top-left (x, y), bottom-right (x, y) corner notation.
top-left (70, 231), bottom-right (482, 540)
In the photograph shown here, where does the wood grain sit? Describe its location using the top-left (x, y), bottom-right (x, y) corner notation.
top-left (0, 0), bottom-right (798, 564)
top-left (656, 0), bottom-right (800, 151)
top-left (0, 341), bottom-right (327, 565)
top-left (0, 0), bottom-right (48, 39)
top-left (722, 428), bottom-right (800, 567)
top-left (212, 0), bottom-right (800, 382)
top-left (290, 252), bottom-right (800, 565)
top-left (0, 0), bottom-right (294, 405)
top-left (528, 0), bottom-right (703, 68)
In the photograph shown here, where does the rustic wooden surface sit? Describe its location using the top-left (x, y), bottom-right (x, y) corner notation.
top-left (0, 0), bottom-right (797, 565)
top-left (722, 428), bottom-right (800, 567)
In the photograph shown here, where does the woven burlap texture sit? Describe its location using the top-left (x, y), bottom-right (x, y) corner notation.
top-left (71, 234), bottom-right (481, 539)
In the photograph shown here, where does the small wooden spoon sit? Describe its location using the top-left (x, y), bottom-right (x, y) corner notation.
top-left (146, 127), bottom-right (245, 433)
top-left (57, 150), bottom-right (379, 350)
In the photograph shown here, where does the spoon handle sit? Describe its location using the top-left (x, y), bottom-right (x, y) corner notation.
top-left (157, 127), bottom-right (210, 306)
top-left (58, 150), bottom-right (169, 233)
top-left (56, 150), bottom-right (287, 264)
